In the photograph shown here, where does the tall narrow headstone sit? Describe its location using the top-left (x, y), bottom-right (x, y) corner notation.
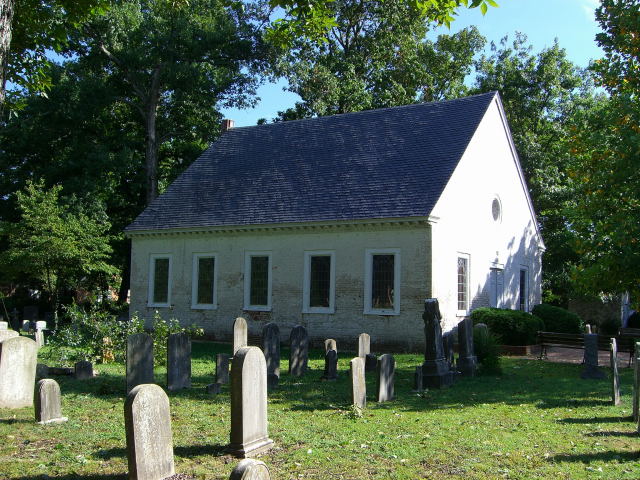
top-left (377, 354), bottom-right (395, 402)
top-left (413, 365), bottom-right (424, 392)
top-left (233, 317), bottom-right (248, 355)
top-left (0, 336), bottom-right (38, 408)
top-left (125, 384), bottom-right (175, 480)
top-left (35, 379), bottom-right (67, 424)
top-left (421, 299), bottom-right (454, 388)
top-left (167, 332), bottom-right (191, 391)
top-left (216, 353), bottom-right (230, 384)
top-left (126, 333), bottom-right (154, 394)
top-left (289, 325), bottom-right (309, 377)
top-left (324, 338), bottom-right (337, 354)
top-left (229, 347), bottom-right (274, 458)
top-left (442, 332), bottom-right (454, 370)
top-left (610, 338), bottom-right (621, 406)
top-left (633, 342), bottom-right (640, 423)
top-left (262, 323), bottom-right (280, 389)
top-left (581, 333), bottom-right (606, 379)
top-left (74, 360), bottom-right (94, 380)
top-left (321, 349), bottom-right (338, 381)
top-left (358, 333), bottom-right (370, 358)
top-left (457, 318), bottom-right (477, 376)
top-left (350, 357), bottom-right (366, 409)
top-left (229, 459), bottom-right (271, 480)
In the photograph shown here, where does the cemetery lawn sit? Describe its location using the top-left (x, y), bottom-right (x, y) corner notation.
top-left (1, 342), bottom-right (639, 480)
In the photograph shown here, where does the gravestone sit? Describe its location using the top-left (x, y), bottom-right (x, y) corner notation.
top-left (350, 357), bottom-right (366, 409)
top-left (0, 336), bottom-right (38, 408)
top-left (230, 459), bottom-right (271, 480)
top-left (581, 334), bottom-right (606, 379)
top-left (633, 342), bottom-right (640, 423)
top-left (74, 360), bottom-right (94, 380)
top-left (206, 383), bottom-right (222, 395)
top-left (324, 338), bottom-right (337, 354)
top-left (35, 379), bottom-right (68, 424)
top-left (125, 384), bottom-right (175, 480)
top-left (35, 320), bottom-right (47, 331)
top-left (167, 332), bottom-right (191, 391)
top-left (262, 323), bottom-right (280, 389)
top-left (0, 321), bottom-right (7, 330)
top-left (21, 320), bottom-right (31, 332)
top-left (610, 338), bottom-right (620, 406)
top-left (585, 324), bottom-right (592, 334)
top-left (126, 333), bottom-right (154, 394)
top-left (358, 333), bottom-right (370, 358)
top-left (442, 332), bottom-right (454, 370)
top-left (34, 330), bottom-right (45, 348)
top-left (229, 346), bottom-right (274, 457)
top-left (0, 329), bottom-right (19, 342)
top-left (321, 349), bottom-right (338, 381)
top-left (413, 365), bottom-right (424, 392)
top-left (421, 299), bottom-right (454, 388)
top-left (289, 325), bottom-right (308, 377)
top-left (216, 353), bottom-right (230, 384)
top-left (377, 354), bottom-right (395, 402)
top-left (457, 318), bottom-right (477, 376)
top-left (233, 317), bottom-right (248, 355)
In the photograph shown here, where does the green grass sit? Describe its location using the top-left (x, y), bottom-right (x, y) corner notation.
top-left (1, 341), bottom-right (638, 480)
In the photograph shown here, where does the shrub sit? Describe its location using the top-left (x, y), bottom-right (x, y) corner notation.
top-left (473, 323), bottom-right (502, 375)
top-left (531, 304), bottom-right (583, 333)
top-left (471, 307), bottom-right (544, 345)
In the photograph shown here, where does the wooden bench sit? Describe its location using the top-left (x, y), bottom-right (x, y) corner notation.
top-left (538, 331), bottom-right (639, 365)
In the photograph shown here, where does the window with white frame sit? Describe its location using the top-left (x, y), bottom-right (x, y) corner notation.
top-left (244, 252), bottom-right (272, 311)
top-left (192, 254), bottom-right (217, 309)
top-left (519, 266), bottom-right (529, 311)
top-left (303, 251), bottom-right (335, 313)
top-left (364, 249), bottom-right (400, 315)
top-left (457, 254), bottom-right (470, 314)
top-left (148, 254), bottom-right (172, 307)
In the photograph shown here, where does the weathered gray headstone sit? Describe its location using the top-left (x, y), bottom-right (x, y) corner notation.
top-left (377, 354), bottom-right (395, 402)
top-left (0, 321), bottom-right (7, 330)
top-left (442, 331), bottom-right (454, 370)
top-left (167, 332), bottom-right (191, 391)
top-left (233, 317), bottom-right (248, 355)
top-left (422, 298), bottom-right (454, 388)
top-left (229, 459), bottom-right (271, 480)
top-left (288, 325), bottom-right (308, 377)
top-left (21, 320), bottom-right (31, 332)
top-left (457, 318), bottom-right (477, 376)
top-left (413, 365), bottom-right (424, 392)
top-left (350, 357), bottom-right (366, 410)
top-left (35, 379), bottom-right (68, 424)
top-left (0, 329), bottom-right (19, 342)
top-left (324, 338), bottom-right (337, 354)
top-left (74, 360), bottom-right (94, 380)
top-left (229, 346), bottom-right (274, 457)
top-left (633, 342), bottom-right (640, 423)
top-left (206, 383), bottom-right (222, 395)
top-left (216, 353), bottom-right (230, 384)
top-left (125, 384), bottom-right (175, 480)
top-left (126, 333), bottom-right (154, 394)
top-left (610, 338), bottom-right (620, 406)
top-left (262, 323), bottom-right (280, 389)
top-left (321, 349), bottom-right (338, 381)
top-left (358, 333), bottom-right (370, 358)
top-left (34, 330), bottom-right (45, 348)
top-left (35, 320), bottom-right (46, 331)
top-left (0, 336), bottom-right (38, 408)
top-left (581, 334), bottom-right (606, 380)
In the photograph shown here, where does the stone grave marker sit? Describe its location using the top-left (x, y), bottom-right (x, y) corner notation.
top-left (35, 379), bottom-right (68, 424)
top-left (324, 338), bottom-right (337, 354)
top-left (0, 329), bottom-right (19, 342)
top-left (126, 333), bottom-right (154, 394)
top-left (125, 384), bottom-right (175, 480)
top-left (422, 299), bottom-right (454, 388)
top-left (0, 336), bottom-right (38, 408)
top-left (262, 322), bottom-right (280, 389)
top-left (350, 357), bottom-right (366, 409)
top-left (358, 333), bottom-right (370, 358)
top-left (216, 353), bottom-right (230, 384)
top-left (321, 349), bottom-right (338, 381)
top-left (442, 331), bottom-right (454, 370)
top-left (610, 338), bottom-right (620, 406)
top-left (35, 320), bottom-right (46, 331)
top-left (289, 325), bottom-right (308, 377)
top-left (0, 321), bottom-right (7, 330)
top-left (413, 365), bottom-right (424, 392)
top-left (74, 360), bottom-right (94, 380)
top-left (230, 459), bottom-right (271, 480)
top-left (21, 320), bottom-right (31, 332)
top-left (377, 354), bottom-right (395, 402)
top-left (233, 317), bottom-right (248, 355)
top-left (581, 334), bottom-right (606, 379)
top-left (206, 383), bottom-right (222, 395)
top-left (457, 318), bottom-right (477, 376)
top-left (167, 332), bottom-right (191, 391)
top-left (229, 346), bottom-right (274, 457)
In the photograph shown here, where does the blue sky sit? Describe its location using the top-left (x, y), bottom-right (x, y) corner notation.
top-left (221, 0), bottom-right (604, 126)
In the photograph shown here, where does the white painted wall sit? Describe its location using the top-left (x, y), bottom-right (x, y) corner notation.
top-left (430, 97), bottom-right (544, 331)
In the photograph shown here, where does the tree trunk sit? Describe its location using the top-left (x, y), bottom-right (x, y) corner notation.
top-left (117, 238), bottom-right (131, 305)
top-left (144, 66), bottom-right (162, 205)
top-left (0, 0), bottom-right (15, 106)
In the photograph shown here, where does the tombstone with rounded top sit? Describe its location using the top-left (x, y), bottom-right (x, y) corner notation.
top-left (350, 357), bottom-right (366, 409)
top-left (167, 332), bottom-right (191, 391)
top-left (377, 354), bottom-right (395, 402)
top-left (321, 349), bottom-right (338, 381)
top-left (0, 336), bottom-right (38, 408)
top-left (216, 353), bottom-right (230, 384)
top-left (125, 384), bottom-right (175, 480)
top-left (233, 317), bottom-right (248, 355)
top-left (74, 360), bottom-right (94, 380)
top-left (229, 459), bottom-right (271, 480)
top-left (289, 325), bottom-right (308, 377)
top-left (126, 333), bottom-right (154, 394)
top-left (35, 379), bottom-right (68, 424)
top-left (358, 333), bottom-right (370, 358)
top-left (610, 338), bottom-right (621, 406)
top-left (262, 323), bottom-right (280, 389)
top-left (324, 339), bottom-right (337, 354)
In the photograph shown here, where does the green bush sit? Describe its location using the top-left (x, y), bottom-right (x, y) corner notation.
top-left (471, 307), bottom-right (544, 345)
top-left (531, 304), bottom-right (583, 333)
top-left (473, 323), bottom-right (502, 375)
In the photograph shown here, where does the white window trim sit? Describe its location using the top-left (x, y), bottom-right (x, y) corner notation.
top-left (302, 251), bottom-right (336, 314)
top-left (456, 253), bottom-right (470, 317)
top-left (243, 251), bottom-right (272, 311)
top-left (519, 265), bottom-right (530, 312)
top-left (191, 253), bottom-right (218, 310)
top-left (148, 254), bottom-right (172, 308)
top-left (364, 248), bottom-right (401, 316)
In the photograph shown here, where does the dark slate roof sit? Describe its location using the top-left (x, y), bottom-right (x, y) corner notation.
top-left (126, 92), bottom-right (497, 232)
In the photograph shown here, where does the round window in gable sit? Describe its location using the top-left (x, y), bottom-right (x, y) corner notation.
top-left (492, 196), bottom-right (502, 222)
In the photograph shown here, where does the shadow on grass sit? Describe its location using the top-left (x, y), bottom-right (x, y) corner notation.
top-left (11, 475), bottom-right (126, 480)
top-left (93, 444), bottom-right (228, 460)
top-left (536, 398), bottom-right (613, 409)
top-left (0, 418), bottom-right (33, 424)
top-left (584, 431), bottom-right (639, 437)
top-left (548, 450), bottom-right (640, 463)
top-left (557, 416), bottom-right (632, 424)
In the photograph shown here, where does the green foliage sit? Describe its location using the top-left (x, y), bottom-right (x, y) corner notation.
top-left (531, 304), bottom-right (583, 334)
top-left (599, 316), bottom-right (621, 336)
top-left (146, 310), bottom-right (205, 366)
top-left (471, 307), bottom-right (544, 346)
top-left (473, 324), bottom-right (502, 375)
